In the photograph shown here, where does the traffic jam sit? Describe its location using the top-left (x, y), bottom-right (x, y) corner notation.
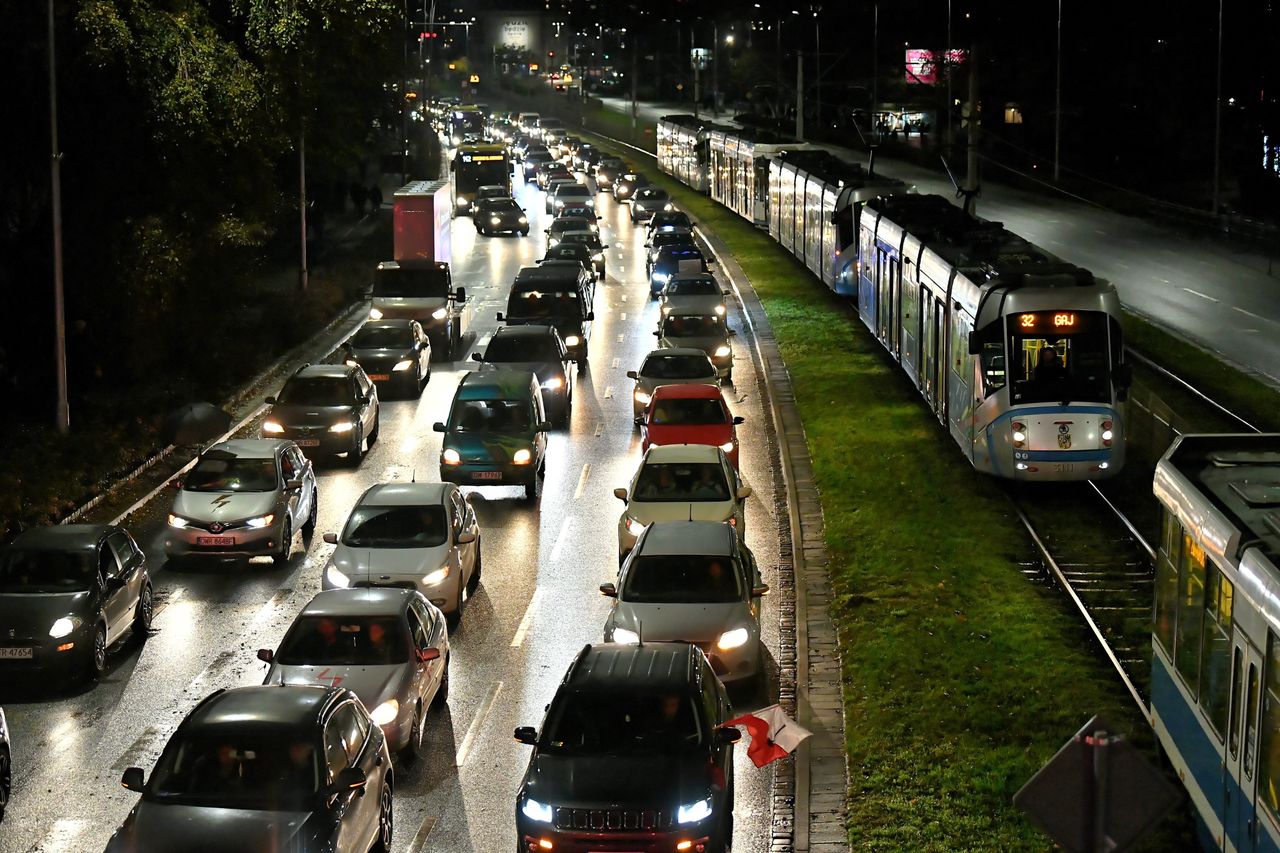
top-left (0, 104), bottom-right (807, 853)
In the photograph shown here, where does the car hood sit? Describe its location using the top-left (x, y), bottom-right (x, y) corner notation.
top-left (0, 590), bottom-right (92, 636)
top-left (625, 501), bottom-right (734, 524)
top-left (106, 801), bottom-right (316, 853)
top-left (173, 490), bottom-right (277, 524)
top-left (350, 347), bottom-right (413, 367)
top-left (265, 662), bottom-right (407, 712)
top-left (446, 433), bottom-right (536, 463)
top-left (523, 753), bottom-right (710, 809)
top-left (637, 376), bottom-right (719, 394)
top-left (646, 423), bottom-right (732, 448)
top-left (331, 544), bottom-right (449, 582)
top-left (663, 296), bottom-right (724, 314)
top-left (612, 601), bottom-right (750, 645)
top-left (269, 404), bottom-right (355, 429)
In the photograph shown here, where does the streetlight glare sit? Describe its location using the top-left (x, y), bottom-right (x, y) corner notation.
top-left (725, 34), bottom-right (735, 45)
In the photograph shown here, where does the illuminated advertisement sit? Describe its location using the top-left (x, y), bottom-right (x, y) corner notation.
top-left (904, 49), bottom-right (967, 85)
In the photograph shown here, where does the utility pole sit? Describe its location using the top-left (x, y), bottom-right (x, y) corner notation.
top-left (299, 119), bottom-right (309, 292)
top-left (945, 0), bottom-right (952, 150)
top-left (871, 2), bottom-right (879, 141)
top-left (693, 32), bottom-right (701, 119)
top-left (631, 38), bottom-right (638, 132)
top-left (964, 44), bottom-right (979, 216)
top-left (1211, 0), bottom-right (1224, 215)
top-left (795, 51), bottom-right (804, 139)
top-left (47, 0), bottom-right (69, 433)
top-left (712, 22), bottom-right (718, 117)
top-left (1053, 0), bottom-right (1062, 182)
top-left (813, 6), bottom-right (821, 133)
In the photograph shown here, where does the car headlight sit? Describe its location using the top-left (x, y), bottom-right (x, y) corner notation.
top-left (715, 304), bottom-right (726, 316)
top-left (392, 359), bottom-right (414, 372)
top-left (370, 699), bottom-right (400, 727)
top-left (548, 237), bottom-right (560, 247)
top-left (344, 358), bottom-right (359, 367)
top-left (326, 564), bottom-right (351, 588)
top-left (612, 626), bottom-right (640, 645)
top-left (244, 514), bottom-right (275, 529)
top-left (592, 252), bottom-right (604, 261)
top-left (490, 217), bottom-right (502, 226)
top-left (716, 627), bottom-right (750, 651)
top-left (329, 421), bottom-right (355, 433)
top-left (431, 307), bottom-right (449, 320)
top-left (369, 308), bottom-right (383, 320)
top-left (541, 376), bottom-right (564, 390)
top-left (168, 514), bottom-right (190, 528)
top-left (262, 420), bottom-right (284, 434)
top-left (518, 216), bottom-right (528, 224)
top-left (719, 441), bottom-right (735, 453)
top-left (714, 345), bottom-right (732, 358)
top-left (522, 798), bottom-right (554, 823)
top-left (423, 566), bottom-right (451, 586)
top-left (625, 516), bottom-right (647, 536)
top-left (664, 203), bottom-right (674, 211)
top-left (442, 448), bottom-right (461, 465)
top-left (634, 389), bottom-right (652, 405)
top-left (513, 448), bottom-right (533, 465)
top-left (563, 335), bottom-right (580, 347)
top-left (652, 272), bottom-right (669, 284)
top-left (49, 616), bottom-right (79, 639)
top-left (677, 797), bottom-right (713, 824)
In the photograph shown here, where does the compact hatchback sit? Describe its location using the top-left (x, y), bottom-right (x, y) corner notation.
top-left (342, 320), bottom-right (431, 398)
top-left (629, 187), bottom-right (672, 222)
top-left (320, 483), bottom-right (481, 622)
top-left (436, 370), bottom-right (551, 501)
top-left (474, 325), bottom-right (574, 425)
top-left (626, 348), bottom-right (720, 418)
top-left (166, 439), bottom-right (318, 566)
top-left (514, 643), bottom-right (738, 853)
top-left (639, 384), bottom-right (743, 468)
top-left (108, 686), bottom-right (393, 853)
top-left (656, 310), bottom-right (734, 382)
top-left (263, 364), bottom-right (381, 463)
top-left (475, 197), bottom-right (530, 236)
top-left (0, 524), bottom-right (153, 684)
top-left (551, 183), bottom-right (595, 216)
top-left (259, 588), bottom-right (449, 760)
top-left (660, 274), bottom-right (729, 319)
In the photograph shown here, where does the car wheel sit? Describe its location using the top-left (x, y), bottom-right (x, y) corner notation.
top-left (349, 426), bottom-right (364, 464)
top-left (0, 745), bottom-right (9, 823)
top-left (371, 781), bottom-right (393, 852)
top-left (477, 226), bottom-right (486, 236)
top-left (523, 477), bottom-right (539, 503)
top-left (400, 701), bottom-right (424, 763)
top-left (520, 229), bottom-right (529, 237)
top-left (447, 580), bottom-right (465, 629)
top-left (467, 544), bottom-right (482, 594)
top-left (273, 520), bottom-right (293, 567)
top-left (433, 654), bottom-right (450, 708)
top-left (303, 489), bottom-right (318, 534)
top-left (85, 622), bottom-right (107, 682)
top-left (133, 583), bottom-right (154, 639)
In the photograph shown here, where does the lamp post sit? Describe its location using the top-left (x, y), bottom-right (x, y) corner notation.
top-left (812, 5), bottom-right (821, 132)
top-left (1053, 0), bottom-right (1062, 182)
top-left (47, 0), bottom-right (69, 433)
top-left (1211, 0), bottom-right (1223, 215)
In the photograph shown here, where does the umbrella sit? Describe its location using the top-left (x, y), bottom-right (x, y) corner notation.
top-left (161, 402), bottom-right (233, 446)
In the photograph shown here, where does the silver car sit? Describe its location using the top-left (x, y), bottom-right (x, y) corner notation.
top-left (626, 348), bottom-right (721, 418)
top-left (165, 439), bottom-right (318, 566)
top-left (258, 588), bottom-right (449, 760)
top-left (0, 706), bottom-right (9, 823)
top-left (659, 274), bottom-right (730, 320)
top-left (321, 483), bottom-right (481, 623)
top-left (601, 521), bottom-right (768, 687)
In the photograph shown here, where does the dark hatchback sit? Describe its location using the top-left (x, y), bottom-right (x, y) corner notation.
top-left (342, 320), bottom-right (431, 399)
top-left (0, 524), bottom-right (153, 685)
top-left (107, 685), bottom-right (393, 853)
top-left (514, 643), bottom-right (738, 853)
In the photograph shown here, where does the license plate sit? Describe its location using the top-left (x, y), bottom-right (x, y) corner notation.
top-left (197, 536), bottom-right (236, 546)
top-left (0, 647), bottom-right (34, 659)
top-left (1052, 463), bottom-right (1076, 474)
top-left (472, 471), bottom-right (503, 481)
top-left (296, 439), bottom-right (320, 447)
top-left (368, 374), bottom-right (390, 382)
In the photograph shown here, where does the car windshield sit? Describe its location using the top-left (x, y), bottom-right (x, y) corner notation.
top-left (351, 326), bottom-right (411, 349)
top-left (147, 729), bottom-right (322, 810)
top-left (486, 335), bottom-right (561, 363)
top-left (542, 690), bottom-right (702, 755)
top-left (185, 455), bottom-right (278, 493)
top-left (508, 289), bottom-right (582, 320)
top-left (372, 267), bottom-right (449, 299)
top-left (0, 548), bottom-right (97, 593)
top-left (641, 355), bottom-right (715, 379)
top-left (632, 462), bottom-right (729, 502)
top-left (277, 376), bottom-right (352, 406)
top-left (480, 199), bottom-right (520, 212)
top-left (557, 187), bottom-right (590, 198)
top-left (666, 278), bottom-right (719, 296)
top-left (559, 206), bottom-right (593, 219)
top-left (544, 246), bottom-right (591, 263)
top-left (342, 505), bottom-right (448, 548)
top-left (275, 615), bottom-right (410, 666)
top-left (624, 554), bottom-right (743, 603)
top-left (450, 399), bottom-right (533, 434)
top-left (663, 314), bottom-right (722, 338)
top-left (559, 233), bottom-right (599, 249)
top-left (652, 213), bottom-right (692, 229)
top-left (651, 398), bottom-right (727, 425)
top-left (652, 234), bottom-right (691, 251)
top-left (551, 219), bottom-right (592, 234)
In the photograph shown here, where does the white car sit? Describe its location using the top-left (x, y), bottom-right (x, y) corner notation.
top-left (613, 444), bottom-right (750, 561)
top-left (659, 274), bottom-right (730, 320)
top-left (321, 483), bottom-right (481, 624)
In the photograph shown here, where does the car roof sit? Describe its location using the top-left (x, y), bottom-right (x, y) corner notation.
top-left (564, 643), bottom-right (700, 691)
top-left (555, 184), bottom-right (590, 193)
top-left (514, 265), bottom-right (585, 285)
top-left (635, 521), bottom-right (736, 557)
top-left (300, 587), bottom-right (417, 618)
top-left (292, 364), bottom-right (352, 380)
top-left (356, 319), bottom-right (416, 332)
top-left (458, 369), bottom-right (538, 398)
top-left (8, 524), bottom-right (110, 552)
top-left (552, 216), bottom-right (593, 227)
top-left (358, 482), bottom-right (448, 506)
top-left (492, 324), bottom-right (559, 340)
top-left (643, 443), bottom-right (723, 463)
top-left (204, 438), bottom-right (289, 459)
top-left (642, 347), bottom-right (714, 361)
top-left (650, 383), bottom-right (724, 401)
top-left (186, 685), bottom-right (343, 731)
top-left (657, 245), bottom-right (701, 257)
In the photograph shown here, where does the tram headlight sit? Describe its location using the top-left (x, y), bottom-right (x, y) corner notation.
top-left (1101, 420), bottom-right (1114, 447)
top-left (1011, 421), bottom-right (1027, 449)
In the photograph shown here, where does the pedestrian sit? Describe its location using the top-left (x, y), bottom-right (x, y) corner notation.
top-left (368, 184), bottom-right (384, 211)
top-left (349, 182), bottom-right (366, 215)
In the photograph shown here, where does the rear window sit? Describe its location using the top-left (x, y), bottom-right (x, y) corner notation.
top-left (486, 334), bottom-right (562, 363)
top-left (632, 461), bottom-right (729, 502)
top-left (651, 397), bottom-right (727, 425)
top-left (662, 314), bottom-right (723, 338)
top-left (624, 554), bottom-right (742, 603)
top-left (640, 354), bottom-right (715, 379)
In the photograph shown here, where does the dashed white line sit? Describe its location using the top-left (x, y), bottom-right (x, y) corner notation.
top-left (511, 589), bottom-right (543, 647)
top-left (611, 357), bottom-right (620, 369)
top-left (594, 420), bottom-right (604, 437)
top-left (604, 386), bottom-right (613, 399)
top-left (617, 332), bottom-right (625, 342)
top-left (1233, 306), bottom-right (1273, 323)
top-left (1183, 287), bottom-right (1220, 303)
top-left (455, 681), bottom-right (503, 766)
top-left (621, 312), bottom-right (627, 320)
top-left (407, 817), bottom-right (438, 853)
top-left (621, 294), bottom-right (628, 302)
top-left (574, 463), bottom-right (592, 499)
top-left (25, 819), bottom-right (87, 853)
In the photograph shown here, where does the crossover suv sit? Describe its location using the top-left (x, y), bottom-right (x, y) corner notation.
top-left (263, 364), bottom-right (381, 463)
top-left (656, 309), bottom-right (734, 381)
top-left (342, 320), bottom-right (431, 399)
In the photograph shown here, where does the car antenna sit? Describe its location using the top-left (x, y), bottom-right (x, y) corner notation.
top-left (411, 468), bottom-right (416, 483)
top-left (636, 619), bottom-right (643, 648)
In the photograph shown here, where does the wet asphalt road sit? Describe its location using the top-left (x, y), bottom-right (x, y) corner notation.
top-left (0, 163), bottom-right (783, 852)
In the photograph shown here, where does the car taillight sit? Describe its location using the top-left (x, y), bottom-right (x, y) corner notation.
top-left (1101, 420), bottom-right (1114, 447)
top-left (1011, 421), bottom-right (1027, 449)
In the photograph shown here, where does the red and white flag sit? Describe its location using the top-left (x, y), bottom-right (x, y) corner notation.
top-left (723, 705), bottom-right (811, 768)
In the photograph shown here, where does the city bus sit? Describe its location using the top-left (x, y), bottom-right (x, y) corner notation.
top-left (451, 143), bottom-right (511, 216)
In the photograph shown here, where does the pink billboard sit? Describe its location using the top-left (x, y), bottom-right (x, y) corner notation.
top-left (905, 49), bottom-right (966, 85)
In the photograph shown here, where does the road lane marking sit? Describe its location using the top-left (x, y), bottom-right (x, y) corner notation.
top-left (151, 586), bottom-right (184, 619)
top-left (604, 386), bottom-right (613, 399)
top-left (250, 587), bottom-right (294, 629)
top-left (455, 681), bottom-right (503, 766)
top-left (407, 817), bottom-right (438, 853)
top-left (574, 463), bottom-right (592, 499)
top-left (112, 725), bottom-right (165, 771)
top-left (621, 294), bottom-right (628, 302)
top-left (621, 312), bottom-right (627, 320)
top-left (1183, 287), bottom-right (1220, 303)
top-left (617, 332), bottom-right (625, 343)
top-left (611, 357), bottom-right (620, 369)
top-left (25, 819), bottom-right (87, 853)
top-left (511, 589), bottom-right (544, 648)
top-left (594, 420), bottom-right (604, 437)
top-left (1233, 306), bottom-right (1274, 323)
top-left (550, 517), bottom-right (572, 560)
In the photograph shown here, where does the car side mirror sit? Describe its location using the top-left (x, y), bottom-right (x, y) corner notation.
top-left (329, 766), bottom-right (367, 795)
top-left (613, 487), bottom-right (628, 502)
top-left (733, 416), bottom-right (745, 425)
top-left (105, 575), bottom-right (127, 592)
top-left (433, 422), bottom-right (447, 433)
top-left (471, 352), bottom-right (484, 362)
top-left (285, 478), bottom-right (304, 490)
top-left (967, 331), bottom-right (981, 356)
top-left (716, 727), bottom-right (742, 745)
top-left (599, 583), bottom-right (618, 597)
top-left (625, 370), bottom-right (638, 379)
top-left (752, 584), bottom-right (771, 597)
top-left (417, 647), bottom-right (442, 663)
top-left (496, 312), bottom-right (505, 322)
top-left (634, 415), bottom-right (645, 426)
top-left (537, 421), bottom-right (552, 433)
top-left (121, 767), bottom-right (146, 792)
top-left (736, 485), bottom-right (753, 500)
top-left (586, 311), bottom-right (595, 321)
top-left (257, 648), bottom-right (274, 663)
top-left (514, 726), bottom-right (538, 746)
top-left (643, 243), bottom-right (651, 248)
top-left (652, 330), bottom-right (660, 336)
top-left (728, 328), bottom-right (738, 336)
top-left (265, 396), bottom-right (277, 405)
top-left (454, 287), bottom-right (467, 304)
top-left (323, 532), bottom-right (338, 545)
top-left (456, 530), bottom-right (477, 544)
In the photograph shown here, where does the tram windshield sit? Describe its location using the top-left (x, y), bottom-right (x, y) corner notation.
top-left (1007, 311), bottom-right (1111, 404)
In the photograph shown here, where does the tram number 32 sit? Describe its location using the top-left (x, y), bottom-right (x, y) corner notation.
top-left (1019, 313), bottom-right (1077, 329)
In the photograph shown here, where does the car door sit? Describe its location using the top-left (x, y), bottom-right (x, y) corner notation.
top-left (322, 710), bottom-right (360, 852)
top-left (355, 373), bottom-right (377, 433)
top-left (725, 455), bottom-right (746, 530)
top-left (95, 539), bottom-right (129, 645)
top-left (449, 489), bottom-right (477, 585)
top-left (279, 450), bottom-right (302, 526)
top-left (413, 323), bottom-right (429, 373)
top-left (326, 702), bottom-right (381, 850)
top-left (104, 531), bottom-right (142, 642)
top-left (406, 603), bottom-right (440, 701)
top-left (289, 447), bottom-right (314, 524)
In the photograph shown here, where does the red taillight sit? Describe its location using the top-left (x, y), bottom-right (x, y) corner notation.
top-left (1101, 420), bottom-right (1114, 448)
top-left (1011, 421), bottom-right (1027, 449)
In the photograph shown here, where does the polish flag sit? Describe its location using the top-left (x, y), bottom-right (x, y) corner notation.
top-left (723, 705), bottom-right (811, 768)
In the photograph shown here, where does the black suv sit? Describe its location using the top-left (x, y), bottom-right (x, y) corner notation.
top-left (514, 643), bottom-right (739, 853)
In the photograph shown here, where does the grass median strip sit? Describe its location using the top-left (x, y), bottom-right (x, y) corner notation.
top-left (591, 149), bottom-right (1176, 847)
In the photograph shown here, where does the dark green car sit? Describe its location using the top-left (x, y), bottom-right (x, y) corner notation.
top-left (434, 370), bottom-right (550, 501)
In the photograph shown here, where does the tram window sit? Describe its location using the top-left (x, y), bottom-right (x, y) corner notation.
top-left (1246, 661), bottom-right (1260, 780)
top-left (1258, 634), bottom-right (1280, 815)
top-left (1174, 534), bottom-right (1207, 697)
top-left (1230, 647), bottom-right (1243, 759)
top-left (1007, 310), bottom-right (1109, 404)
top-left (971, 320), bottom-right (1005, 395)
top-left (1152, 525), bottom-right (1179, 655)
top-left (1200, 566), bottom-right (1234, 739)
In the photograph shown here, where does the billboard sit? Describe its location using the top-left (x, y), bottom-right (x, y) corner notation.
top-left (904, 49), bottom-right (966, 85)
top-left (486, 12), bottom-right (542, 52)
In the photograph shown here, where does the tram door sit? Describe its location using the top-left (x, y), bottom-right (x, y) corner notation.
top-left (1225, 636), bottom-right (1263, 852)
top-left (930, 298), bottom-right (946, 417)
